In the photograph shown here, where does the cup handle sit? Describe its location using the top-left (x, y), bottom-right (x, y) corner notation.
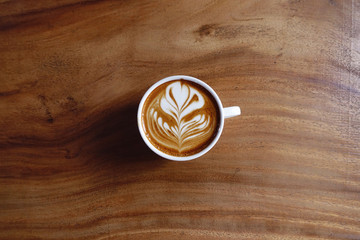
top-left (223, 106), bottom-right (241, 119)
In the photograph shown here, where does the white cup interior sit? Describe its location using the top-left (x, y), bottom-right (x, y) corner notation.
top-left (137, 75), bottom-right (225, 161)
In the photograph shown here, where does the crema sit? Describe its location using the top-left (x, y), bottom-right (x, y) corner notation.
top-left (141, 80), bottom-right (220, 156)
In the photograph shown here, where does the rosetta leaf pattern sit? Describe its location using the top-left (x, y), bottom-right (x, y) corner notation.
top-left (150, 81), bottom-right (211, 151)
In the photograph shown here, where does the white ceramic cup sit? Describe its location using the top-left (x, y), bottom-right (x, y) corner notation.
top-left (137, 75), bottom-right (241, 161)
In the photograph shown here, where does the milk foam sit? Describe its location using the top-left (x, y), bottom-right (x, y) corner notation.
top-left (143, 80), bottom-right (217, 155)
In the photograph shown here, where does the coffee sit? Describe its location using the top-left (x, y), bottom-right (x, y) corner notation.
top-left (141, 79), bottom-right (220, 156)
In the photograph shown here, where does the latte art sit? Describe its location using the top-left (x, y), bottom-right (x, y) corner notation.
top-left (151, 82), bottom-right (210, 148)
top-left (142, 80), bottom-right (220, 156)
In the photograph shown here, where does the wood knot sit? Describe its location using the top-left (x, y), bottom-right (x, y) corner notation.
top-left (38, 95), bottom-right (54, 123)
top-left (195, 24), bottom-right (218, 37)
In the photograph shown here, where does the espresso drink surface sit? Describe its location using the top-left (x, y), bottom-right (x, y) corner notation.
top-left (142, 80), bottom-right (220, 157)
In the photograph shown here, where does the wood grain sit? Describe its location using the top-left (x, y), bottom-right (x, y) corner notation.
top-left (1, 0), bottom-right (360, 239)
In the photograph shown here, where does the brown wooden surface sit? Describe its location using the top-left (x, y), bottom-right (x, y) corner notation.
top-left (1, 0), bottom-right (360, 239)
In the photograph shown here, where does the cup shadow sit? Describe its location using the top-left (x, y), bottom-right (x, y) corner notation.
top-left (80, 101), bottom-right (166, 178)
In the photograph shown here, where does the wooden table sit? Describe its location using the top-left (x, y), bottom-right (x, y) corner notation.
top-left (1, 1), bottom-right (360, 239)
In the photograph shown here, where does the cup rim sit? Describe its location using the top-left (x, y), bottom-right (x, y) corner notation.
top-left (137, 75), bottom-right (224, 161)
